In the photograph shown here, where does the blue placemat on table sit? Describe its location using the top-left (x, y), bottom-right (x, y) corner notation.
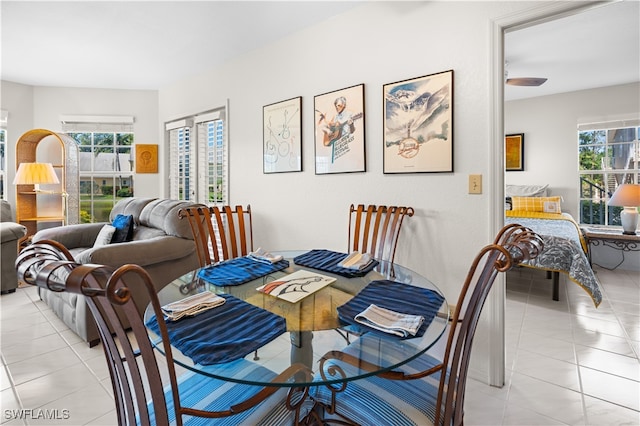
top-left (145, 293), bottom-right (287, 365)
top-left (293, 249), bottom-right (379, 278)
top-left (337, 280), bottom-right (446, 339)
top-left (197, 256), bottom-right (290, 286)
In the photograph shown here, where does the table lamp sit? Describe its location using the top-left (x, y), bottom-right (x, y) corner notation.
top-left (608, 183), bottom-right (640, 235)
top-left (13, 162), bottom-right (60, 193)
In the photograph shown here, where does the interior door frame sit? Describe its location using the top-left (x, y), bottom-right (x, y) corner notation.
top-left (488, 1), bottom-right (608, 387)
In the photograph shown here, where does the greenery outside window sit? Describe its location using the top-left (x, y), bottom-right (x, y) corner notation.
top-left (579, 121), bottom-right (639, 226)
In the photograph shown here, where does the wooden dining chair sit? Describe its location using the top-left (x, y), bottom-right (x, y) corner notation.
top-left (16, 240), bottom-right (307, 426)
top-left (314, 224), bottom-right (544, 426)
top-left (348, 204), bottom-right (415, 265)
top-left (178, 204), bottom-right (253, 267)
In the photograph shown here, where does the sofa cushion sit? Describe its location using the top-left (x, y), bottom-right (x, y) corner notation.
top-left (134, 225), bottom-right (166, 240)
top-left (111, 214), bottom-right (134, 243)
top-left (139, 199), bottom-right (195, 239)
top-left (93, 225), bottom-right (116, 247)
top-left (109, 197), bottom-right (157, 225)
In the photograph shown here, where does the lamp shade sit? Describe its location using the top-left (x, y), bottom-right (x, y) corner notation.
top-left (608, 184), bottom-right (640, 207)
top-left (13, 162), bottom-right (60, 185)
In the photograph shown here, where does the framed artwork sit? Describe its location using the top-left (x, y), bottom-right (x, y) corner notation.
top-left (135, 144), bottom-right (158, 173)
top-left (505, 133), bottom-right (524, 171)
top-left (383, 70), bottom-right (454, 174)
top-left (263, 96), bottom-right (302, 173)
top-left (314, 84), bottom-right (366, 174)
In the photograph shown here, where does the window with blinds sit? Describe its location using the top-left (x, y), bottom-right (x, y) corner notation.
top-left (62, 116), bottom-right (135, 223)
top-left (167, 106), bottom-right (228, 205)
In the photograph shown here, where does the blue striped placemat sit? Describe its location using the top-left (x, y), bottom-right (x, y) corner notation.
top-left (197, 256), bottom-right (290, 286)
top-left (337, 280), bottom-right (445, 339)
top-left (293, 249), bottom-right (379, 278)
top-left (145, 293), bottom-right (287, 365)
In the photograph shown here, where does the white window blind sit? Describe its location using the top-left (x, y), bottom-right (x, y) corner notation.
top-left (60, 115), bottom-right (134, 133)
top-left (168, 125), bottom-right (195, 201)
top-left (167, 105), bottom-right (227, 204)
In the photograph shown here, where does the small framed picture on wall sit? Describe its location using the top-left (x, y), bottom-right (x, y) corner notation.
top-left (505, 133), bottom-right (524, 171)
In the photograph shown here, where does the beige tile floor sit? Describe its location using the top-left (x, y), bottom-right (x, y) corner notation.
top-left (1, 266), bottom-right (638, 425)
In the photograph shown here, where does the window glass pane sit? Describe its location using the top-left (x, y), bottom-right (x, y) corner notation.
top-left (67, 131), bottom-right (134, 223)
top-left (579, 145), bottom-right (606, 171)
top-left (578, 124), bottom-right (640, 227)
top-left (579, 130), bottom-right (605, 146)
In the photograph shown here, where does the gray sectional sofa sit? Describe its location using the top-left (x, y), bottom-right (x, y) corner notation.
top-left (32, 197), bottom-right (201, 346)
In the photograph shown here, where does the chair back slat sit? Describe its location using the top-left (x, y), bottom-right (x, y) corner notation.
top-left (348, 204), bottom-right (415, 264)
top-left (179, 204), bottom-right (253, 267)
top-left (435, 224), bottom-right (544, 425)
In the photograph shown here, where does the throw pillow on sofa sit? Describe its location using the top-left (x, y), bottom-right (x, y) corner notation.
top-left (111, 214), bottom-right (134, 243)
top-left (94, 225), bottom-right (117, 247)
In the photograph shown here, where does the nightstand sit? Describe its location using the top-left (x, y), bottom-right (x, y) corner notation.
top-left (581, 226), bottom-right (640, 269)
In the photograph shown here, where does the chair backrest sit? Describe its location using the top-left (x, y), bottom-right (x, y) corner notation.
top-left (17, 239), bottom-right (269, 425)
top-left (178, 204), bottom-right (253, 267)
top-left (435, 224), bottom-right (544, 426)
top-left (348, 204), bottom-right (414, 264)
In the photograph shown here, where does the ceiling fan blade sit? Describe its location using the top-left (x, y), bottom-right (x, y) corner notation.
top-left (506, 77), bottom-right (548, 86)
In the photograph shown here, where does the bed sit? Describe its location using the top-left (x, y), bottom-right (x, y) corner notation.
top-left (504, 186), bottom-right (602, 307)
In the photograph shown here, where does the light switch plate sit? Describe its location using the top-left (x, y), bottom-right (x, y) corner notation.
top-left (469, 174), bottom-right (482, 194)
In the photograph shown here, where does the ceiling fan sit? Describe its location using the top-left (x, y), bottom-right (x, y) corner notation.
top-left (506, 77), bottom-right (548, 86)
top-left (504, 62), bottom-right (547, 86)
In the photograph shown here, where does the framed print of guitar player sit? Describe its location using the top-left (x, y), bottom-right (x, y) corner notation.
top-left (314, 83), bottom-right (366, 174)
top-left (383, 70), bottom-right (454, 173)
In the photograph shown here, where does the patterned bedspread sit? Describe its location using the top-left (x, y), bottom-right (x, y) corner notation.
top-left (505, 212), bottom-right (602, 306)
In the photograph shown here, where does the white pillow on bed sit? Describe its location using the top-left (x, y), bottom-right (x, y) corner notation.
top-left (506, 184), bottom-right (549, 197)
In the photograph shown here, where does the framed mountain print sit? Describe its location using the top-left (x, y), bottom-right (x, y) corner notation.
top-left (383, 70), bottom-right (454, 173)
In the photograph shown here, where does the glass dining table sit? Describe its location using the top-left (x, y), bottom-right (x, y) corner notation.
top-left (144, 250), bottom-right (449, 418)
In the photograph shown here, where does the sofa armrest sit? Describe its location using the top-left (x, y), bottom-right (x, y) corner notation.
top-left (0, 222), bottom-right (27, 242)
top-left (75, 236), bottom-right (196, 267)
top-left (32, 223), bottom-right (106, 248)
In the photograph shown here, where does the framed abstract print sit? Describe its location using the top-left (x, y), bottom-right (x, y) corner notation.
top-left (505, 133), bottom-right (524, 171)
top-left (263, 96), bottom-right (302, 173)
top-left (383, 70), bottom-right (454, 173)
top-left (314, 84), bottom-right (366, 174)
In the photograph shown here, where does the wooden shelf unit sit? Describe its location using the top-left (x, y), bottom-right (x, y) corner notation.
top-left (15, 129), bottom-right (79, 238)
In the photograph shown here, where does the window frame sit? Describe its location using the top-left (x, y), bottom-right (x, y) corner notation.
top-left (578, 120), bottom-right (639, 227)
top-left (167, 105), bottom-right (228, 205)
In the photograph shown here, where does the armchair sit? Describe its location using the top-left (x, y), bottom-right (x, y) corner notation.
top-left (1, 200), bottom-right (27, 294)
top-left (31, 197), bottom-right (201, 346)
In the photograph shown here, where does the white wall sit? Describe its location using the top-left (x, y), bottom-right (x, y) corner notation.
top-left (1, 84), bottom-right (160, 199)
top-left (158, 1), bottom-right (541, 383)
top-left (506, 82), bottom-right (640, 270)
top-left (505, 82), bottom-right (640, 217)
top-left (159, 0), bottom-right (533, 298)
top-left (1, 80), bottom-right (34, 204)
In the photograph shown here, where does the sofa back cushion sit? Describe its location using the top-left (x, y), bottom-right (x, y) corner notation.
top-left (1, 200), bottom-right (15, 222)
top-left (139, 199), bottom-right (196, 239)
top-left (110, 198), bottom-right (157, 224)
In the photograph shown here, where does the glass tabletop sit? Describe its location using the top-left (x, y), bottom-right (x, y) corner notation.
top-left (144, 250), bottom-right (449, 388)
